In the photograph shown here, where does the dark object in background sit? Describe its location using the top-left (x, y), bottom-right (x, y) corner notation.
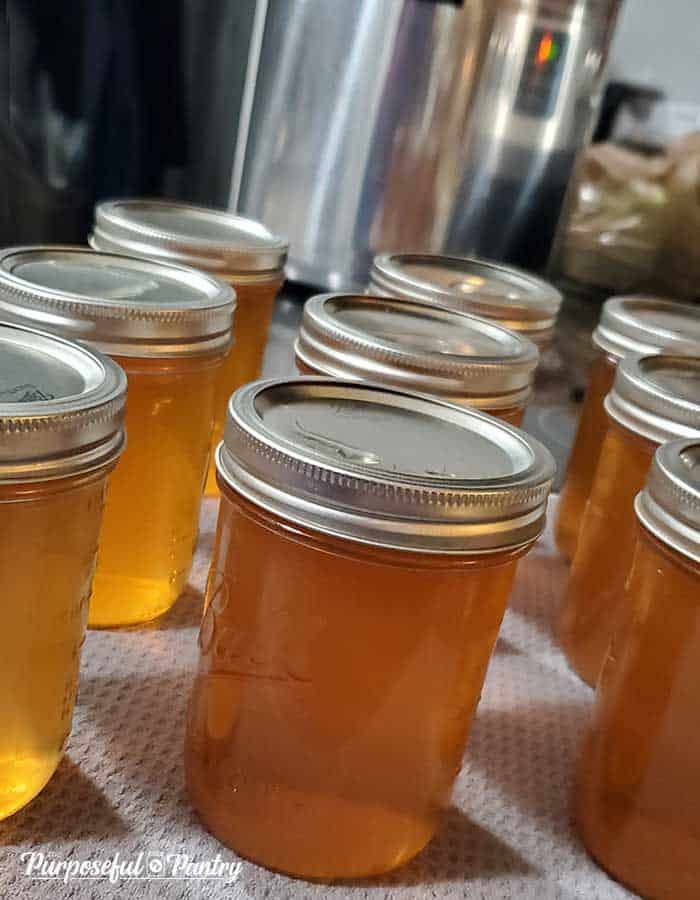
top-left (594, 80), bottom-right (664, 145)
top-left (85, 1), bottom-right (187, 200)
top-left (0, 0), bottom-right (255, 246)
top-left (0, 1), bottom-right (186, 244)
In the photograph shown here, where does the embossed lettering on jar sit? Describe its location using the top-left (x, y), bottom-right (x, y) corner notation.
top-left (0, 246), bottom-right (235, 626)
top-left (90, 199), bottom-right (288, 495)
top-left (369, 253), bottom-right (562, 349)
top-left (555, 295), bottom-right (700, 561)
top-left (577, 440), bottom-right (700, 900)
top-left (185, 377), bottom-right (554, 880)
top-left (295, 293), bottom-right (539, 424)
top-left (557, 354), bottom-right (700, 686)
top-left (0, 322), bottom-right (126, 818)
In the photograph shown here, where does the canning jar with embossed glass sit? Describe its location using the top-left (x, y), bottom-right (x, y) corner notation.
top-left (0, 246), bottom-right (235, 627)
top-left (295, 294), bottom-right (539, 424)
top-left (185, 377), bottom-right (554, 880)
top-left (555, 296), bottom-right (700, 561)
top-left (577, 439), bottom-right (700, 900)
top-left (90, 199), bottom-right (288, 495)
top-left (0, 321), bottom-right (126, 818)
top-left (557, 354), bottom-right (700, 686)
top-left (369, 253), bottom-right (562, 349)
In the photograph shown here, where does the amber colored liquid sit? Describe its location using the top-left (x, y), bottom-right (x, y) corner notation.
top-left (295, 355), bottom-right (526, 426)
top-left (577, 528), bottom-right (700, 900)
top-left (204, 276), bottom-right (283, 496)
top-left (89, 353), bottom-right (222, 627)
top-left (557, 422), bottom-right (655, 686)
top-left (494, 405), bottom-right (525, 426)
top-left (555, 354), bottom-right (617, 561)
top-left (0, 470), bottom-right (109, 818)
top-left (185, 485), bottom-right (528, 880)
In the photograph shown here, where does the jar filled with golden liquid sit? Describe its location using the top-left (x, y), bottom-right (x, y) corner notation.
top-left (0, 321), bottom-right (126, 818)
top-left (369, 253), bottom-right (562, 349)
top-left (555, 295), bottom-right (700, 561)
top-left (294, 294), bottom-right (539, 425)
top-left (90, 199), bottom-right (288, 496)
top-left (557, 354), bottom-right (700, 686)
top-left (577, 439), bottom-right (700, 900)
top-left (0, 246), bottom-right (235, 627)
top-left (185, 377), bottom-right (554, 880)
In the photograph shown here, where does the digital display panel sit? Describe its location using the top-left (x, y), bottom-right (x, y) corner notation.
top-left (515, 28), bottom-right (569, 118)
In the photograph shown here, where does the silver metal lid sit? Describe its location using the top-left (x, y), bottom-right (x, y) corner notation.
top-left (91, 199), bottom-right (288, 281)
top-left (605, 354), bottom-right (700, 445)
top-left (369, 254), bottom-right (562, 342)
top-left (0, 246), bottom-right (235, 359)
top-left (593, 296), bottom-right (700, 360)
top-left (295, 294), bottom-right (539, 410)
top-left (635, 440), bottom-right (700, 564)
top-left (0, 320), bottom-right (126, 482)
top-left (217, 377), bottom-right (555, 554)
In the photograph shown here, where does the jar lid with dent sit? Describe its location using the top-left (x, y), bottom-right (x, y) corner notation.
top-left (295, 294), bottom-right (539, 410)
top-left (593, 296), bottom-right (700, 360)
top-left (217, 377), bottom-right (555, 554)
top-left (91, 199), bottom-right (288, 281)
top-left (635, 439), bottom-right (700, 564)
top-left (369, 253), bottom-right (562, 343)
top-left (0, 321), bottom-right (126, 482)
top-left (0, 246), bottom-right (235, 359)
top-left (605, 354), bottom-right (700, 445)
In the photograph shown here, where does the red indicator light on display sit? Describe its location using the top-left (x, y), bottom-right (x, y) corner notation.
top-left (536, 32), bottom-right (558, 66)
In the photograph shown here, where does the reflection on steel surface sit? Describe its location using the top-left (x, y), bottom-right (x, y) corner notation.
top-left (235, 0), bottom-right (621, 289)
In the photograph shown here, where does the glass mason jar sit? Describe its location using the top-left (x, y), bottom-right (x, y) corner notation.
top-left (369, 253), bottom-right (562, 350)
top-left (0, 322), bottom-right (126, 818)
top-left (577, 439), bottom-right (700, 900)
top-left (555, 295), bottom-right (700, 561)
top-left (557, 354), bottom-right (700, 686)
top-left (294, 293), bottom-right (539, 425)
top-left (90, 199), bottom-right (288, 496)
top-left (185, 377), bottom-right (554, 880)
top-left (0, 246), bottom-right (235, 627)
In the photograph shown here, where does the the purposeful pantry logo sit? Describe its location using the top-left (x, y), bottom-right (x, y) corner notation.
top-left (21, 850), bottom-right (243, 884)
